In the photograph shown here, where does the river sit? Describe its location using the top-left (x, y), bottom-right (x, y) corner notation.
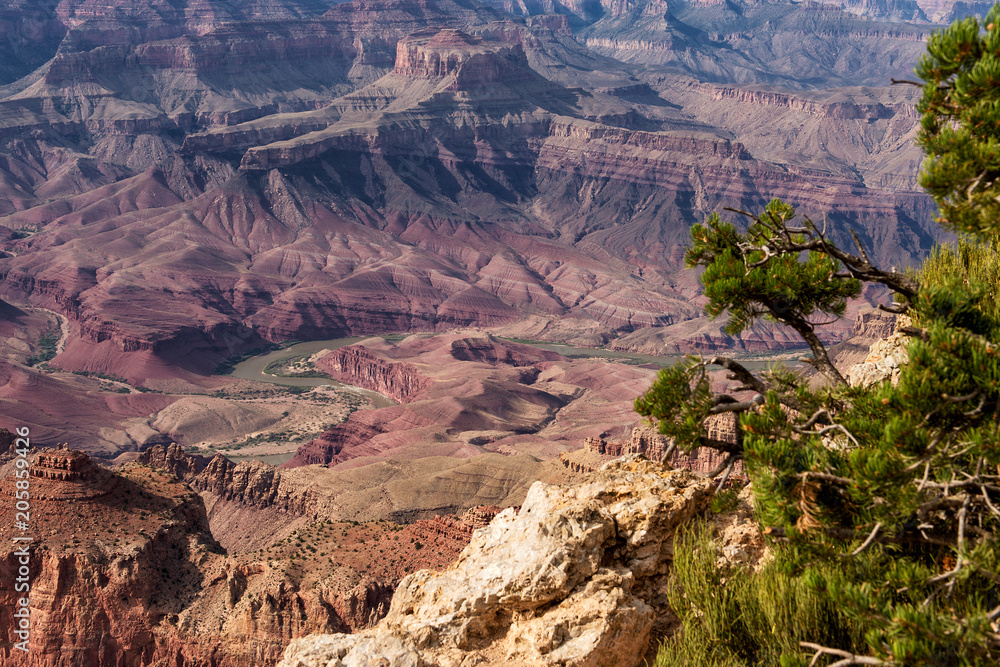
top-left (230, 334), bottom-right (787, 390)
top-left (229, 336), bottom-right (396, 408)
top-left (226, 335), bottom-right (794, 465)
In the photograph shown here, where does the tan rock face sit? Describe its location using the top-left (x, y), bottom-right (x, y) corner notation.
top-left (277, 456), bottom-right (714, 667)
top-left (847, 314), bottom-right (912, 388)
top-left (136, 442), bottom-right (210, 478)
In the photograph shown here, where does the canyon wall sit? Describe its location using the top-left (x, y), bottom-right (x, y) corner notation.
top-left (0, 1), bottom-right (943, 402)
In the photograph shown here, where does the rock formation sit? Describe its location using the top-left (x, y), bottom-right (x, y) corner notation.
top-left (314, 345), bottom-right (429, 403)
top-left (564, 424), bottom-right (744, 477)
top-left (0, 0), bottom-right (944, 400)
top-left (0, 450), bottom-right (223, 666)
top-left (0, 447), bottom-right (494, 666)
top-left (847, 314), bottom-right (912, 387)
top-left (136, 442), bottom-right (211, 478)
top-left (284, 333), bottom-right (656, 469)
top-left (277, 456), bottom-right (714, 667)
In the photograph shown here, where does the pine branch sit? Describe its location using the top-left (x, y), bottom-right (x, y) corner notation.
top-left (800, 642), bottom-right (886, 666)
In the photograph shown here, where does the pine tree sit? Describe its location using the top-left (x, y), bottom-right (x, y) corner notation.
top-left (637, 7), bottom-right (1000, 664)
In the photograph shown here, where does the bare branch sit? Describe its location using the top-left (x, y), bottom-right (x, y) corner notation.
top-left (714, 458), bottom-right (737, 493)
top-left (982, 484), bottom-right (1000, 517)
top-left (917, 460), bottom-right (932, 492)
top-left (921, 480), bottom-right (1000, 494)
top-left (877, 302), bottom-right (908, 315)
top-left (848, 522), bottom-right (884, 557)
top-left (799, 408), bottom-right (833, 430)
top-left (659, 440), bottom-right (678, 465)
top-left (708, 400), bottom-right (759, 415)
top-left (943, 389), bottom-right (981, 404)
top-left (849, 227), bottom-right (873, 266)
top-left (794, 423), bottom-right (861, 448)
top-left (708, 453), bottom-right (737, 478)
top-left (800, 642), bottom-right (886, 666)
top-left (792, 471), bottom-right (854, 486)
top-left (899, 326), bottom-right (929, 341)
top-left (705, 356), bottom-right (768, 394)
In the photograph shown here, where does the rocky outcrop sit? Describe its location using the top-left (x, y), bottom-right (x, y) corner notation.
top-left (577, 424), bottom-right (743, 477)
top-left (848, 314), bottom-right (912, 387)
top-left (851, 307), bottom-right (899, 341)
top-left (584, 425), bottom-right (671, 460)
top-left (136, 442), bottom-right (211, 479)
top-left (0, 451), bottom-right (223, 667)
top-left (193, 455), bottom-right (286, 507)
top-left (460, 504), bottom-right (508, 529)
top-left (411, 515), bottom-right (475, 542)
top-left (315, 346), bottom-right (428, 403)
top-left (701, 85), bottom-right (913, 120)
top-left (277, 456), bottom-right (714, 667)
top-left (0, 448), bottom-right (490, 667)
top-left (393, 28), bottom-right (529, 87)
top-left (711, 482), bottom-right (769, 570)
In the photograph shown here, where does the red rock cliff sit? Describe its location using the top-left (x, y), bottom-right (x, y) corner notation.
top-left (315, 345), bottom-right (429, 403)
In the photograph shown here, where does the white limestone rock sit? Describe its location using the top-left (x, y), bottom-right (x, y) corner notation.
top-left (277, 455), bottom-right (714, 667)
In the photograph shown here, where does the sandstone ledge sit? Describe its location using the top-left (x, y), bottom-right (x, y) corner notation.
top-left (277, 456), bottom-right (714, 667)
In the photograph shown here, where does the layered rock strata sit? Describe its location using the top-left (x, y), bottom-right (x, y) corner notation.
top-left (314, 345), bottom-right (428, 403)
top-left (0, 448), bottom-right (487, 666)
top-left (0, 5), bottom-right (941, 394)
top-left (564, 424), bottom-right (744, 477)
top-left (136, 441), bottom-right (211, 478)
top-left (277, 456), bottom-right (714, 667)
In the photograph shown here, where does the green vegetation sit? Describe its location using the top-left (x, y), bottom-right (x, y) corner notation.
top-left (916, 7), bottom-right (1000, 238)
top-left (707, 481), bottom-right (744, 515)
top-left (916, 235), bottom-right (1000, 322)
top-left (69, 369), bottom-right (164, 393)
top-left (71, 369), bottom-right (129, 383)
top-left (640, 8), bottom-right (1000, 665)
top-left (658, 524), bottom-right (873, 667)
top-left (262, 354), bottom-right (330, 378)
top-left (27, 326), bottom-right (59, 366)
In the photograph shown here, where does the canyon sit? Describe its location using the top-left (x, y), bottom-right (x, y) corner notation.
top-left (0, 445), bottom-right (502, 666)
top-left (0, 0), bottom-right (979, 664)
top-left (0, 0), bottom-right (944, 406)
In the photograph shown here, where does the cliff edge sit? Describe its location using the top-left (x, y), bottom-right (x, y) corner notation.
top-left (277, 455), bottom-right (714, 667)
